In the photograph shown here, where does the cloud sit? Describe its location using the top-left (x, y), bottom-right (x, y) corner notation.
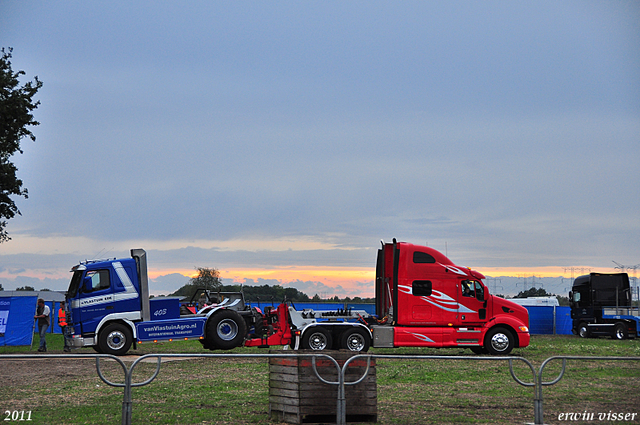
top-left (0, 1), bottom-right (637, 296)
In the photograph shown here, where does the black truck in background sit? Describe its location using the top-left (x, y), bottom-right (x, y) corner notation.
top-left (569, 273), bottom-right (639, 340)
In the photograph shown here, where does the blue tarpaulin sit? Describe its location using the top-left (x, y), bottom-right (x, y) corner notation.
top-left (0, 296), bottom-right (38, 346)
top-left (249, 302), bottom-right (376, 315)
top-left (523, 306), bottom-right (572, 335)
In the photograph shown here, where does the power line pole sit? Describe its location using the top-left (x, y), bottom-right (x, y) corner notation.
top-left (486, 278), bottom-right (503, 293)
top-left (612, 261), bottom-right (640, 303)
top-left (562, 267), bottom-right (592, 281)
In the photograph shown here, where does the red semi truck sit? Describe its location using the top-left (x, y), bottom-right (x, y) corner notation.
top-left (246, 239), bottom-right (530, 355)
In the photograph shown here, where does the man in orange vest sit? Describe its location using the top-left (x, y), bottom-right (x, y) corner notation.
top-left (58, 301), bottom-right (71, 352)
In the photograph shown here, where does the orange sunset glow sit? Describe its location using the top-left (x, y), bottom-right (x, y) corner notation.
top-left (144, 265), bottom-right (613, 298)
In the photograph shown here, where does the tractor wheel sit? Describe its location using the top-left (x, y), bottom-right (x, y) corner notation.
top-left (484, 327), bottom-right (514, 355)
top-left (340, 328), bottom-right (370, 352)
top-left (206, 310), bottom-right (247, 350)
top-left (98, 323), bottom-right (133, 356)
top-left (301, 327), bottom-right (332, 351)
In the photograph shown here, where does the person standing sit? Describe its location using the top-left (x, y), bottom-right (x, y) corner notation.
top-left (34, 299), bottom-right (50, 352)
top-left (58, 301), bottom-right (71, 352)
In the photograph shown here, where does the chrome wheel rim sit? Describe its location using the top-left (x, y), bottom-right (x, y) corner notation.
top-left (217, 319), bottom-right (239, 341)
top-left (308, 331), bottom-right (328, 350)
top-left (107, 330), bottom-right (126, 351)
top-left (490, 332), bottom-right (509, 352)
top-left (345, 332), bottom-right (366, 351)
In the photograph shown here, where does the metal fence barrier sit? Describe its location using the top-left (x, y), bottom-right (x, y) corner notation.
top-left (1, 353), bottom-right (639, 425)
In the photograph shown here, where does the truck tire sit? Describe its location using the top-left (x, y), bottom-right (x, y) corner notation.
top-left (98, 323), bottom-right (133, 356)
top-left (484, 327), bottom-right (514, 355)
top-left (613, 323), bottom-right (628, 340)
top-left (578, 322), bottom-right (590, 338)
top-left (207, 310), bottom-right (247, 350)
top-left (340, 328), bottom-right (370, 352)
top-left (301, 327), bottom-right (332, 351)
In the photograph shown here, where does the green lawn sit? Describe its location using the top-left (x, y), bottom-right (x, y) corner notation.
top-left (1, 334), bottom-right (639, 424)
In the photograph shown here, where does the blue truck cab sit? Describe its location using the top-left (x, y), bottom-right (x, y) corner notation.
top-left (65, 249), bottom-right (255, 355)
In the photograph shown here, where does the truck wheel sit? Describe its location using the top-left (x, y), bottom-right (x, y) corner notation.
top-left (613, 323), bottom-right (628, 340)
top-left (98, 323), bottom-right (132, 356)
top-left (302, 327), bottom-right (332, 351)
top-left (340, 328), bottom-right (370, 352)
top-left (578, 322), bottom-right (590, 338)
top-left (207, 310), bottom-right (247, 350)
top-left (484, 327), bottom-right (514, 355)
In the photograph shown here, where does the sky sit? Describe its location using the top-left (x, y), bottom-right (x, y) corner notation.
top-left (1, 1), bottom-right (639, 298)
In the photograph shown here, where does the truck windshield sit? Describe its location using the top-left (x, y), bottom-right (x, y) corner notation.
top-left (67, 270), bottom-right (83, 298)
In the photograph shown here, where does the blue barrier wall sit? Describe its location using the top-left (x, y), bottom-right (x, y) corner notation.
top-left (555, 306), bottom-right (573, 335)
top-left (523, 306), bottom-right (572, 335)
top-left (248, 302), bottom-right (376, 315)
top-left (0, 296), bottom-right (38, 346)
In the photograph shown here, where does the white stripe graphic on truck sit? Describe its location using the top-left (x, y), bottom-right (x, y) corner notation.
top-left (405, 332), bottom-right (435, 343)
top-left (112, 261), bottom-right (139, 302)
top-left (398, 285), bottom-right (476, 313)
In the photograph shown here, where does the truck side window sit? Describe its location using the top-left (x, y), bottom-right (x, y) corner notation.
top-left (461, 280), bottom-right (474, 297)
top-left (412, 280), bottom-right (432, 296)
top-left (474, 281), bottom-right (484, 301)
top-left (83, 270), bottom-right (111, 293)
top-left (413, 251), bottom-right (436, 263)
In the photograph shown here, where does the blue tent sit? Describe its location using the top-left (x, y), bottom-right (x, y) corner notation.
top-left (0, 296), bottom-right (38, 346)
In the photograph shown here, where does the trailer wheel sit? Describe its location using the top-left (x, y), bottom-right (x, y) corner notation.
top-left (98, 323), bottom-right (132, 356)
top-left (301, 327), bottom-right (332, 351)
top-left (578, 322), bottom-right (590, 338)
top-left (340, 328), bottom-right (370, 352)
top-left (207, 310), bottom-right (247, 350)
top-left (613, 323), bottom-right (628, 340)
top-left (484, 327), bottom-right (514, 355)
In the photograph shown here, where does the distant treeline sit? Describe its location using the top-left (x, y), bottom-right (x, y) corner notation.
top-left (169, 283), bottom-right (374, 304)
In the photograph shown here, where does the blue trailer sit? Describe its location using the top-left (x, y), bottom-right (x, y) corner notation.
top-left (601, 307), bottom-right (640, 339)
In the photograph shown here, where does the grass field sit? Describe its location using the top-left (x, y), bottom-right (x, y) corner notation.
top-left (1, 334), bottom-right (639, 425)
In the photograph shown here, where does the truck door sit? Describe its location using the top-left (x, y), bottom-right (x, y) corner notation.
top-left (458, 279), bottom-right (487, 325)
top-left (76, 269), bottom-right (115, 334)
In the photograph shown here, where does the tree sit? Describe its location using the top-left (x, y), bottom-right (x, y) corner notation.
top-left (170, 267), bottom-right (222, 299)
top-left (514, 287), bottom-right (550, 298)
top-left (15, 285), bottom-right (35, 291)
top-left (1, 47), bottom-right (42, 243)
top-left (190, 267), bottom-right (222, 291)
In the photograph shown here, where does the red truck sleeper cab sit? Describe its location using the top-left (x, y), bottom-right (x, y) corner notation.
top-left (379, 242), bottom-right (530, 353)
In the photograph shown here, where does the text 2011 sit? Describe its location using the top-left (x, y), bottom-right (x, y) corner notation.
top-left (3, 411), bottom-right (32, 421)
